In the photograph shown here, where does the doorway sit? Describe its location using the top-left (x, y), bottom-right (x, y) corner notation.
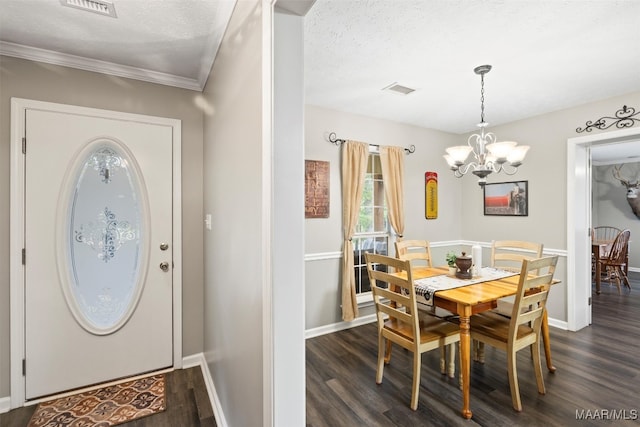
top-left (10, 98), bottom-right (183, 407)
top-left (567, 126), bottom-right (640, 331)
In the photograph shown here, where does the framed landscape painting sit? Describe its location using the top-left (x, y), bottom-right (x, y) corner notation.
top-left (483, 180), bottom-right (528, 216)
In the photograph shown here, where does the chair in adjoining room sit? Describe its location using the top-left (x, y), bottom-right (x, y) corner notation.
top-left (469, 256), bottom-right (558, 412)
top-left (597, 229), bottom-right (631, 294)
top-left (592, 226), bottom-right (622, 276)
top-left (365, 253), bottom-right (460, 411)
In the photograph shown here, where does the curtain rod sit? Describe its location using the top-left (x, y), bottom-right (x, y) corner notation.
top-left (328, 132), bottom-right (416, 154)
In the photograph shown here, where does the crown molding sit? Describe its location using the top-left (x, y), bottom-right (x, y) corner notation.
top-left (0, 41), bottom-right (203, 91)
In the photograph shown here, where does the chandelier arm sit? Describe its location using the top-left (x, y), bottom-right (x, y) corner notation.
top-left (499, 163), bottom-right (519, 175)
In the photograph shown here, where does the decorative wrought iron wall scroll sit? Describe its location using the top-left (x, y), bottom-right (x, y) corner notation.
top-left (576, 105), bottom-right (639, 133)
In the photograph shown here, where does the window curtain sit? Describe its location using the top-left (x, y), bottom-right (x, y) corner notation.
top-left (341, 141), bottom-right (369, 321)
top-left (380, 146), bottom-right (405, 251)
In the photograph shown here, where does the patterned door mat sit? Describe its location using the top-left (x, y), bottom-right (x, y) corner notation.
top-left (27, 374), bottom-right (166, 427)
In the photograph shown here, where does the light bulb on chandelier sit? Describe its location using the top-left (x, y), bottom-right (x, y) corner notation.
top-left (443, 65), bottom-right (529, 186)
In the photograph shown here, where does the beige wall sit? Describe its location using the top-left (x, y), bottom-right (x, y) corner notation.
top-left (0, 56), bottom-right (205, 397)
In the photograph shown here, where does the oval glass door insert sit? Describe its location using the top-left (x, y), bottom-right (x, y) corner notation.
top-left (61, 139), bottom-right (149, 334)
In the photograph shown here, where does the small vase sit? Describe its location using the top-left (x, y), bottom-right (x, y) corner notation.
top-left (455, 252), bottom-right (472, 279)
top-left (448, 266), bottom-right (457, 276)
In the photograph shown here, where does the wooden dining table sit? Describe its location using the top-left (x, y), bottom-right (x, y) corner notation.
top-left (403, 266), bottom-right (557, 419)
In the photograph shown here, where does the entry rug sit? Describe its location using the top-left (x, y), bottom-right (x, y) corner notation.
top-left (28, 374), bottom-right (165, 427)
top-left (415, 267), bottom-right (518, 305)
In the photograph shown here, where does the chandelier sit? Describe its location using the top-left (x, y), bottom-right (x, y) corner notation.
top-left (443, 65), bottom-right (529, 186)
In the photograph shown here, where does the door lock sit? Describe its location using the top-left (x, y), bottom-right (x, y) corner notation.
top-left (160, 262), bottom-right (170, 272)
top-left (160, 243), bottom-right (169, 251)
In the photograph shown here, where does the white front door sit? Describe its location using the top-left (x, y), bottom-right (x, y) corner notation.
top-left (22, 106), bottom-right (175, 399)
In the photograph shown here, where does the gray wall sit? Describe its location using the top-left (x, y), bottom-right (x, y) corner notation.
top-left (0, 56), bottom-right (205, 398)
top-left (304, 91), bottom-right (640, 331)
top-left (593, 162), bottom-right (640, 269)
top-left (201, 1), bottom-right (266, 425)
top-left (459, 90), bottom-right (640, 321)
top-left (304, 105), bottom-right (460, 329)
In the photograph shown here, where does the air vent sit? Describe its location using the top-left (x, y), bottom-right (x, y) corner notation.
top-left (382, 82), bottom-right (416, 95)
top-left (60, 0), bottom-right (117, 18)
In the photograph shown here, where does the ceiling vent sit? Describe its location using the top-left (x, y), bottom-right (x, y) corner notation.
top-left (60, 0), bottom-right (117, 18)
top-left (382, 82), bottom-right (416, 95)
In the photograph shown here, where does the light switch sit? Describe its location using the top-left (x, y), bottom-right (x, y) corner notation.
top-left (205, 214), bottom-right (212, 230)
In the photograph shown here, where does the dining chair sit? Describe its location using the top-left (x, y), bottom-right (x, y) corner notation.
top-left (394, 239), bottom-right (433, 267)
top-left (474, 240), bottom-right (544, 363)
top-left (597, 229), bottom-right (631, 294)
top-left (470, 255), bottom-right (558, 412)
top-left (592, 226), bottom-right (622, 274)
top-left (365, 252), bottom-right (460, 411)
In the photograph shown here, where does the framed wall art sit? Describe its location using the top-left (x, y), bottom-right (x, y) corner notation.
top-left (305, 160), bottom-right (330, 218)
top-left (483, 180), bottom-right (528, 216)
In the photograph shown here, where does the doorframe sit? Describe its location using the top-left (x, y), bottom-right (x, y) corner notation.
top-left (567, 126), bottom-right (640, 331)
top-left (9, 98), bottom-right (183, 408)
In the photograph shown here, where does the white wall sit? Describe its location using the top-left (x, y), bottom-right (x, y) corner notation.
top-left (594, 162), bottom-right (640, 270)
top-left (273, 11), bottom-right (306, 427)
top-left (202, 1), bottom-right (266, 425)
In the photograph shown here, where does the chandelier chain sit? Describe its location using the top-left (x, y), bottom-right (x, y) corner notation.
top-left (480, 73), bottom-right (485, 124)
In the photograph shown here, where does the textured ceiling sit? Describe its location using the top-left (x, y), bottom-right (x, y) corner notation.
top-left (1, 0), bottom-right (639, 160)
top-left (0, 0), bottom-right (236, 90)
top-left (304, 0), bottom-right (640, 135)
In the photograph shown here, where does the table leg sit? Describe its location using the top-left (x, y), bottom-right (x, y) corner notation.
top-left (541, 310), bottom-right (556, 373)
top-left (459, 311), bottom-right (472, 419)
top-left (595, 253), bottom-right (602, 295)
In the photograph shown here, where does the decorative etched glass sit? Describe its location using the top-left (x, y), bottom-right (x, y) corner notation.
top-left (65, 141), bottom-right (146, 333)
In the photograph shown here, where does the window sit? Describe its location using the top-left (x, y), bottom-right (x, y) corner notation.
top-left (353, 152), bottom-right (388, 300)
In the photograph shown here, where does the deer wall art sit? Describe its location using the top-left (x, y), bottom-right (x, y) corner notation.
top-left (612, 164), bottom-right (640, 218)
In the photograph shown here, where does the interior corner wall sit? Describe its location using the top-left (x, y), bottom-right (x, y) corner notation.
top-left (594, 162), bottom-right (640, 270)
top-left (201, 1), bottom-right (266, 426)
top-left (459, 90), bottom-right (640, 324)
top-left (0, 56), bottom-right (205, 400)
top-left (273, 11), bottom-right (306, 427)
top-left (303, 105), bottom-right (461, 329)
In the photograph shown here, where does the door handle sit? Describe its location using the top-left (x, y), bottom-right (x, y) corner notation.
top-left (160, 262), bottom-right (170, 272)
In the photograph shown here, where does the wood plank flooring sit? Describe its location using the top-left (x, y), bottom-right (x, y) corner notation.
top-left (306, 273), bottom-right (640, 426)
top-left (0, 367), bottom-right (216, 427)
top-left (2, 274), bottom-right (638, 426)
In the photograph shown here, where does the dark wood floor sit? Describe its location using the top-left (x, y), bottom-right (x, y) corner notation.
top-left (0, 367), bottom-right (216, 427)
top-left (306, 273), bottom-right (640, 427)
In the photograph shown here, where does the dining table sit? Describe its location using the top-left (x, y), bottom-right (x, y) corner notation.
top-left (397, 265), bottom-right (557, 420)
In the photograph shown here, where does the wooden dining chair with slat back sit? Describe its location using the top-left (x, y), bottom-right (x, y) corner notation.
top-left (470, 255), bottom-right (558, 412)
top-left (598, 229), bottom-right (631, 294)
top-left (365, 253), bottom-right (460, 411)
top-left (474, 240), bottom-right (546, 364)
top-left (395, 239), bottom-right (433, 267)
top-left (394, 239), bottom-right (454, 372)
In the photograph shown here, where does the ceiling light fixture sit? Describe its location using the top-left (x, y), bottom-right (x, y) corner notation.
top-left (443, 65), bottom-right (529, 186)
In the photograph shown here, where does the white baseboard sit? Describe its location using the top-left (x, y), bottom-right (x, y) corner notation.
top-left (305, 314), bottom-right (377, 339)
top-left (183, 353), bottom-right (228, 427)
top-left (0, 396), bottom-right (10, 414)
top-left (305, 312), bottom-right (568, 341)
